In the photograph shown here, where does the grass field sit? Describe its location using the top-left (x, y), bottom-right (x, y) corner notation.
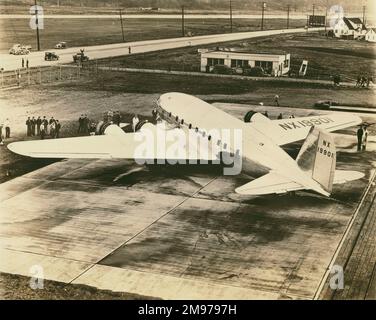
top-left (0, 272), bottom-right (155, 299)
top-left (64, 71), bottom-right (376, 107)
top-left (99, 32), bottom-right (376, 81)
top-left (0, 17), bottom-right (306, 52)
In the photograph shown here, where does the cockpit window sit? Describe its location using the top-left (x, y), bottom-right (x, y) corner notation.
top-left (169, 112), bottom-right (171, 117)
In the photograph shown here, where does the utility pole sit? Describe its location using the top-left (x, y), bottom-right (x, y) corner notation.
top-left (119, 8), bottom-right (125, 42)
top-left (261, 2), bottom-right (266, 31)
top-left (182, 5), bottom-right (185, 37)
top-left (229, 0), bottom-right (233, 33)
top-left (362, 5), bottom-right (366, 25)
top-left (287, 4), bottom-right (290, 29)
top-left (312, 4), bottom-right (315, 17)
top-left (324, 5), bottom-right (328, 33)
top-left (34, 0), bottom-right (40, 51)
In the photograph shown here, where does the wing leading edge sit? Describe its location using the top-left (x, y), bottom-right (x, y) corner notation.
top-left (249, 112), bottom-right (362, 146)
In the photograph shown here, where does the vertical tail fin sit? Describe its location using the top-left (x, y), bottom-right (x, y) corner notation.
top-left (296, 127), bottom-right (336, 194)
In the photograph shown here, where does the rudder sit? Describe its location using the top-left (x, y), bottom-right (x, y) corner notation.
top-left (296, 126), bottom-right (336, 194)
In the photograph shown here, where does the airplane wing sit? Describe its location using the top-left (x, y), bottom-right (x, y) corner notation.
top-left (250, 113), bottom-right (362, 146)
top-left (7, 124), bottom-right (219, 161)
top-left (8, 135), bottom-right (119, 159)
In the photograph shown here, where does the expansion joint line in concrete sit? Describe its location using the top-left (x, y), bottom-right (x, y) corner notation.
top-left (69, 176), bottom-right (219, 284)
top-left (313, 169), bottom-right (376, 300)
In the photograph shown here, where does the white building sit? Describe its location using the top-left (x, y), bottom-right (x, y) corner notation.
top-left (333, 17), bottom-right (367, 39)
top-left (365, 28), bottom-right (376, 43)
top-left (200, 49), bottom-right (291, 76)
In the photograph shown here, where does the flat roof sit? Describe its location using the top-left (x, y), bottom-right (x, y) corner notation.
top-left (202, 50), bottom-right (289, 56)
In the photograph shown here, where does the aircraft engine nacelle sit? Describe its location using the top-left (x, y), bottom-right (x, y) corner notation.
top-left (104, 124), bottom-right (127, 137)
top-left (249, 112), bottom-right (272, 124)
top-left (120, 120), bottom-right (152, 133)
top-left (244, 110), bottom-right (256, 123)
top-left (248, 113), bottom-right (287, 144)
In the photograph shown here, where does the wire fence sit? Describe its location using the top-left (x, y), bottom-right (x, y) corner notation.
top-left (1, 60), bottom-right (365, 90)
top-left (0, 65), bottom-right (82, 89)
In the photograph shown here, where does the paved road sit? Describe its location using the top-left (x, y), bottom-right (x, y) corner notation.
top-left (0, 27), bottom-right (324, 71)
top-left (0, 14), bottom-right (309, 19)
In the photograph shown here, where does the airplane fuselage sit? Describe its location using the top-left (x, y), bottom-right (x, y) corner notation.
top-left (157, 92), bottom-right (329, 195)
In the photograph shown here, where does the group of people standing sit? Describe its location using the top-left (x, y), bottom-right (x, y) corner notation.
top-left (103, 111), bottom-right (122, 126)
top-left (77, 114), bottom-right (91, 134)
top-left (26, 116), bottom-right (61, 139)
top-left (21, 58), bottom-right (29, 69)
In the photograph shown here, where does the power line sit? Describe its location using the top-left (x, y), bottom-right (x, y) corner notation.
top-left (182, 5), bottom-right (185, 37)
top-left (34, 0), bottom-right (40, 51)
top-left (229, 0), bottom-right (233, 33)
top-left (362, 5), bottom-right (366, 25)
top-left (261, 2), bottom-right (266, 31)
top-left (119, 9), bottom-right (125, 42)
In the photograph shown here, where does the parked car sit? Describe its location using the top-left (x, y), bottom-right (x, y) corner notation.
top-left (9, 44), bottom-right (30, 55)
top-left (44, 52), bottom-right (59, 61)
top-left (73, 51), bottom-right (89, 63)
top-left (244, 67), bottom-right (265, 77)
top-left (211, 64), bottom-right (233, 75)
top-left (314, 100), bottom-right (339, 110)
top-left (55, 42), bottom-right (67, 49)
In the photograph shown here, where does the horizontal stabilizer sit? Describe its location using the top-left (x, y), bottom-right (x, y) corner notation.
top-left (235, 172), bottom-right (304, 195)
top-left (334, 170), bottom-right (365, 184)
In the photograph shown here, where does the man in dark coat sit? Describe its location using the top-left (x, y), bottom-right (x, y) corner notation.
top-left (36, 116), bottom-right (42, 136)
top-left (113, 111), bottom-right (121, 126)
top-left (357, 125), bottom-right (364, 151)
top-left (78, 114), bottom-right (84, 133)
top-left (42, 116), bottom-right (48, 135)
top-left (55, 120), bottom-right (61, 138)
top-left (26, 117), bottom-right (31, 136)
top-left (83, 114), bottom-right (89, 134)
top-left (31, 116), bottom-right (36, 136)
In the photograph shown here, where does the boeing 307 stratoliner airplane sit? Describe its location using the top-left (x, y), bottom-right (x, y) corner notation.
top-left (8, 92), bottom-right (364, 197)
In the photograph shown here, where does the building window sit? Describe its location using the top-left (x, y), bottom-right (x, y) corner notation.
top-left (284, 59), bottom-right (289, 68)
top-left (255, 61), bottom-right (273, 73)
top-left (230, 59), bottom-right (249, 68)
top-left (207, 58), bottom-right (225, 66)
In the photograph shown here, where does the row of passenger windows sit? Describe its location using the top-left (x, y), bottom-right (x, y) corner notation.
top-left (165, 110), bottom-right (230, 150)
